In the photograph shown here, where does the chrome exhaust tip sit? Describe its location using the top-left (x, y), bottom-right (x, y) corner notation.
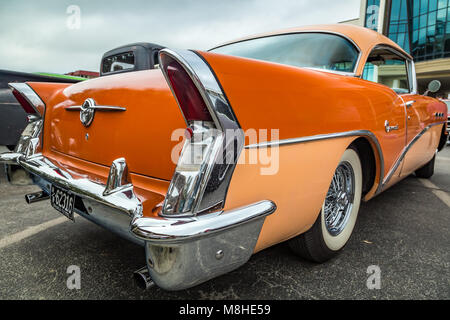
top-left (133, 266), bottom-right (154, 290)
top-left (25, 191), bottom-right (50, 204)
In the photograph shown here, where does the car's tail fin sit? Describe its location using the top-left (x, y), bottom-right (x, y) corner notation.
top-left (158, 49), bottom-right (244, 216)
top-left (9, 82), bottom-right (71, 116)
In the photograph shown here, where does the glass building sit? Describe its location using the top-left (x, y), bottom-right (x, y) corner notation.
top-left (345, 0), bottom-right (450, 96)
top-left (387, 0), bottom-right (450, 61)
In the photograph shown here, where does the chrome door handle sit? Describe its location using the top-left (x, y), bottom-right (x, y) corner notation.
top-left (405, 100), bottom-right (416, 108)
top-left (385, 120), bottom-right (399, 133)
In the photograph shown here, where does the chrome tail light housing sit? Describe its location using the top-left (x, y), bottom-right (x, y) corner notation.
top-left (8, 83), bottom-right (45, 158)
top-left (159, 49), bottom-right (244, 217)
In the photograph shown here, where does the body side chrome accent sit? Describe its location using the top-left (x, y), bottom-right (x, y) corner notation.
top-left (65, 105), bottom-right (126, 111)
top-left (381, 121), bottom-right (445, 188)
top-left (384, 120), bottom-right (399, 133)
top-left (65, 98), bottom-right (126, 128)
top-left (245, 129), bottom-right (385, 194)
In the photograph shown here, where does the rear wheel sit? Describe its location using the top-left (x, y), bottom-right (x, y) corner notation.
top-left (289, 146), bottom-right (363, 262)
top-left (414, 155), bottom-right (435, 179)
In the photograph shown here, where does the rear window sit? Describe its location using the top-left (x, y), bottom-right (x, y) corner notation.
top-left (102, 51), bottom-right (135, 74)
top-left (210, 33), bottom-right (359, 73)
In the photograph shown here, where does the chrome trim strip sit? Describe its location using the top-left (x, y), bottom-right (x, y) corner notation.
top-left (65, 105), bottom-right (126, 111)
top-left (245, 130), bottom-right (379, 149)
top-left (381, 121), bottom-right (445, 188)
top-left (131, 200), bottom-right (276, 244)
top-left (245, 130), bottom-right (385, 194)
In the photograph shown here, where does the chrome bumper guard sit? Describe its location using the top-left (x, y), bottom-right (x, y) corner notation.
top-left (0, 152), bottom-right (276, 290)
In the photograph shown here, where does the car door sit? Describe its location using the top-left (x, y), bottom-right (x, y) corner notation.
top-left (361, 46), bottom-right (409, 188)
top-left (398, 60), bottom-right (440, 177)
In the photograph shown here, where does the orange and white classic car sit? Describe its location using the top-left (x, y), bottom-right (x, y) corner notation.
top-left (1, 24), bottom-right (448, 290)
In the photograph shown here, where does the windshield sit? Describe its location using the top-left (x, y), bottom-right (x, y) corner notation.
top-left (210, 32), bottom-right (359, 73)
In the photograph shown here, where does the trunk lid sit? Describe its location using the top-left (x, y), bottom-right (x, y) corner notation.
top-left (39, 69), bottom-right (185, 181)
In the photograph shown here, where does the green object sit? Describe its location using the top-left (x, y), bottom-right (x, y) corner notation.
top-left (34, 72), bottom-right (87, 81)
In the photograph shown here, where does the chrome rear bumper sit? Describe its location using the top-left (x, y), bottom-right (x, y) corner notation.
top-left (0, 152), bottom-right (276, 290)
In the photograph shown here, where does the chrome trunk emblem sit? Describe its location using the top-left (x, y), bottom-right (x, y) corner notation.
top-left (80, 98), bottom-right (96, 127)
top-left (65, 99), bottom-right (126, 128)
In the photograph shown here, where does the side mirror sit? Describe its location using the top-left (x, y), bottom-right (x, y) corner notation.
top-left (424, 80), bottom-right (441, 96)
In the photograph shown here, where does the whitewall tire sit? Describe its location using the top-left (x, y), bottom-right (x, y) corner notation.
top-left (288, 146), bottom-right (363, 262)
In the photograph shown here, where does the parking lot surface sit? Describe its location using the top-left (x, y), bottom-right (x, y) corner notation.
top-left (0, 146), bottom-right (449, 300)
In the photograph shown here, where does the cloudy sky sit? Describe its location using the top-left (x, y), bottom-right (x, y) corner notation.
top-left (0, 0), bottom-right (361, 74)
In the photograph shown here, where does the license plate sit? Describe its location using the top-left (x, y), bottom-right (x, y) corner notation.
top-left (50, 185), bottom-right (75, 221)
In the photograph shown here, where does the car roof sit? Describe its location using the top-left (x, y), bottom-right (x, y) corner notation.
top-left (209, 24), bottom-right (412, 76)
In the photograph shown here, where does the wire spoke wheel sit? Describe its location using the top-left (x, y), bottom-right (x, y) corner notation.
top-left (288, 146), bottom-right (363, 262)
top-left (323, 161), bottom-right (355, 236)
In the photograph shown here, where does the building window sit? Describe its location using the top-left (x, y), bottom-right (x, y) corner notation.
top-left (388, 0), bottom-right (411, 53)
top-left (387, 0), bottom-right (450, 61)
top-left (365, 0), bottom-right (381, 31)
top-left (409, 0), bottom-right (450, 61)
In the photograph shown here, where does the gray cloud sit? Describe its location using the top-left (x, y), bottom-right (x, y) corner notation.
top-left (0, 0), bottom-right (360, 74)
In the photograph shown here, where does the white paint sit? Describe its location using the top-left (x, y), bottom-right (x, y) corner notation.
top-left (0, 216), bottom-right (68, 250)
top-left (419, 179), bottom-right (450, 208)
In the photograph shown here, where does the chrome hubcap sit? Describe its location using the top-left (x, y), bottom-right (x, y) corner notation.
top-left (324, 161), bottom-right (355, 236)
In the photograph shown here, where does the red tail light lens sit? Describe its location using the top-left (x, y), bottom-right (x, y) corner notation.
top-left (161, 55), bottom-right (212, 122)
top-left (12, 88), bottom-right (37, 114)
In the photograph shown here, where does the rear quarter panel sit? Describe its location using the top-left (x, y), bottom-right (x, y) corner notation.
top-left (196, 51), bottom-right (435, 251)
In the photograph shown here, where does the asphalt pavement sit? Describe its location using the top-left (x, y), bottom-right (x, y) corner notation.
top-left (0, 146), bottom-right (449, 300)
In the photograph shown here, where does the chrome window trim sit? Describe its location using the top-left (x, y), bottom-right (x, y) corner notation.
top-left (159, 49), bottom-right (244, 216)
top-left (208, 31), bottom-right (362, 77)
top-left (361, 44), bottom-right (415, 94)
top-left (408, 59), bottom-right (418, 94)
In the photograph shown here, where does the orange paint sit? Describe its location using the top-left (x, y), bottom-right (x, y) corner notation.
top-left (25, 24), bottom-right (445, 249)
